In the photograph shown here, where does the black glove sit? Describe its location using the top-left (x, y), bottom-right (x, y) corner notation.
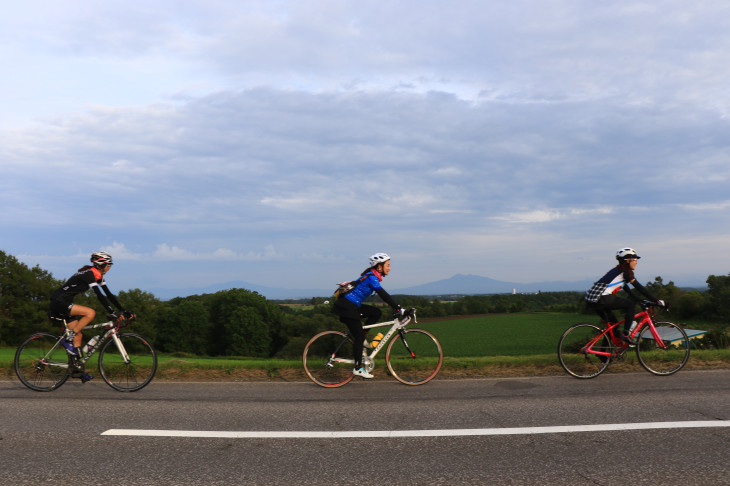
top-left (108, 311), bottom-right (121, 321)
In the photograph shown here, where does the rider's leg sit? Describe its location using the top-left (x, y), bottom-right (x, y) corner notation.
top-left (66, 305), bottom-right (95, 382)
top-left (359, 304), bottom-right (382, 326)
top-left (597, 295), bottom-right (636, 343)
top-left (68, 305), bottom-right (95, 348)
top-left (621, 301), bottom-right (637, 333)
top-left (341, 316), bottom-right (366, 369)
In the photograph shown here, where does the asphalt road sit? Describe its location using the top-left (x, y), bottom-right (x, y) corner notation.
top-left (1, 370), bottom-right (728, 485)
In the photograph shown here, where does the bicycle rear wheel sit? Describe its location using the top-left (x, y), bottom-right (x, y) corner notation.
top-left (386, 329), bottom-right (443, 385)
top-left (636, 322), bottom-right (690, 376)
top-left (14, 333), bottom-right (70, 391)
top-left (557, 324), bottom-right (613, 379)
top-left (302, 330), bottom-right (355, 387)
top-left (98, 333), bottom-right (157, 391)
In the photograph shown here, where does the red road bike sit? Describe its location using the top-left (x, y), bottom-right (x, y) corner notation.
top-left (558, 301), bottom-right (690, 378)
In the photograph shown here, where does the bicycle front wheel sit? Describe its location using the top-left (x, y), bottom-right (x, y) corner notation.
top-left (636, 322), bottom-right (690, 376)
top-left (98, 333), bottom-right (157, 392)
top-left (558, 324), bottom-right (613, 379)
top-left (302, 330), bottom-right (355, 387)
top-left (14, 333), bottom-right (70, 392)
top-left (386, 329), bottom-right (443, 385)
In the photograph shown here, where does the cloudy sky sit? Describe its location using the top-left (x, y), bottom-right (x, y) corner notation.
top-left (2, 0), bottom-right (729, 296)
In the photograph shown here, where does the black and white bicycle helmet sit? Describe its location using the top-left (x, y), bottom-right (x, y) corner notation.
top-left (91, 251), bottom-right (113, 268)
top-left (369, 252), bottom-right (391, 268)
top-left (616, 248), bottom-right (640, 261)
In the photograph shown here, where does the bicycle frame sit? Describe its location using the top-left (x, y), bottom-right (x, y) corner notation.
top-left (364, 314), bottom-right (416, 358)
top-left (44, 318), bottom-right (131, 369)
top-left (582, 306), bottom-right (665, 358)
top-left (329, 314), bottom-right (416, 366)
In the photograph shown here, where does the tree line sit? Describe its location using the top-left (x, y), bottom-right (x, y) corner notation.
top-left (1, 250), bottom-right (728, 357)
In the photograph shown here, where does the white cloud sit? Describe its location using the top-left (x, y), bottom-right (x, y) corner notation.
top-left (149, 243), bottom-right (285, 262)
top-left (3, 1), bottom-right (730, 291)
top-left (495, 207), bottom-right (615, 224)
top-left (677, 200), bottom-right (730, 211)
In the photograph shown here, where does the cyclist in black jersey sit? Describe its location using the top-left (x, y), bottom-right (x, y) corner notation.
top-left (49, 251), bottom-right (132, 381)
top-left (584, 248), bottom-right (664, 344)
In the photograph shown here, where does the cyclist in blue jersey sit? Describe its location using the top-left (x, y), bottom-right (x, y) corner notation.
top-left (584, 248), bottom-right (664, 344)
top-left (333, 253), bottom-right (406, 378)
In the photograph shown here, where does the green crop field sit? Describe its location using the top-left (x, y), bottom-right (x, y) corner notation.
top-left (415, 312), bottom-right (578, 357)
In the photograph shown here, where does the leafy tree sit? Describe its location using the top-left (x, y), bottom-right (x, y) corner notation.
top-left (272, 303), bottom-right (341, 357)
top-left (429, 298), bottom-right (447, 317)
top-left (116, 289), bottom-right (165, 343)
top-left (706, 273), bottom-right (730, 321)
top-left (207, 288), bottom-right (283, 357)
top-left (0, 250), bottom-right (61, 344)
top-left (674, 291), bottom-right (706, 319)
top-left (645, 276), bottom-right (683, 306)
top-left (157, 299), bottom-right (209, 354)
top-left (225, 306), bottom-right (271, 357)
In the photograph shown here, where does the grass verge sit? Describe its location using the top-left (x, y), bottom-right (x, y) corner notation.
top-left (5, 349), bottom-right (728, 382)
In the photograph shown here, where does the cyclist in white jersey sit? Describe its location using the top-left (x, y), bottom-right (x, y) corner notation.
top-left (584, 248), bottom-right (664, 344)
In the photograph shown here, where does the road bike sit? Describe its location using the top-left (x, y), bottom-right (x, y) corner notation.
top-left (558, 301), bottom-right (690, 379)
top-left (302, 309), bottom-right (443, 387)
top-left (14, 313), bottom-right (157, 392)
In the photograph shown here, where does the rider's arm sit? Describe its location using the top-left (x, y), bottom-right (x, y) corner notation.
top-left (375, 287), bottom-right (399, 310)
top-left (90, 283), bottom-right (116, 314)
top-left (100, 283), bottom-right (124, 311)
top-left (626, 279), bottom-right (659, 303)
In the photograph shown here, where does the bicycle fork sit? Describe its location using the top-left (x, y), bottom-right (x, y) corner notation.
top-left (110, 331), bottom-right (132, 363)
top-left (398, 329), bottom-right (417, 358)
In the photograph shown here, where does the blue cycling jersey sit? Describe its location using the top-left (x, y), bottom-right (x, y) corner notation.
top-left (344, 272), bottom-right (382, 307)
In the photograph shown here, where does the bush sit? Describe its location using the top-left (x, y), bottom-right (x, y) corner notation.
top-left (692, 328), bottom-right (730, 350)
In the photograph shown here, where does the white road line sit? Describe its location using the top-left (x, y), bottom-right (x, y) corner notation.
top-left (102, 421), bottom-right (729, 439)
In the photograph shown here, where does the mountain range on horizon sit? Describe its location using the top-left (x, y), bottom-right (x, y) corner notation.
top-left (147, 273), bottom-right (598, 301)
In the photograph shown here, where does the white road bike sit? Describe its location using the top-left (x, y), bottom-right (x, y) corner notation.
top-left (302, 309), bottom-right (443, 387)
top-left (14, 313), bottom-right (157, 392)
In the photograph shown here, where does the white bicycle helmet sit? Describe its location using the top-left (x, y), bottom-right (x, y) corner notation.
top-left (616, 248), bottom-right (640, 261)
top-left (368, 252), bottom-right (391, 268)
top-left (91, 251), bottom-right (113, 268)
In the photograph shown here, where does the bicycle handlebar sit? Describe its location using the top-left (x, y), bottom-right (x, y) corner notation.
top-left (108, 313), bottom-right (136, 330)
top-left (395, 308), bottom-right (417, 324)
top-left (639, 300), bottom-right (668, 315)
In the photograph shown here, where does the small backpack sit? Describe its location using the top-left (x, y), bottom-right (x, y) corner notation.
top-left (333, 274), bottom-right (369, 300)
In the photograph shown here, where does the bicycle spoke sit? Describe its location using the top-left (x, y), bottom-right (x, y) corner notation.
top-left (303, 331), bottom-right (355, 387)
top-left (636, 322), bottom-right (690, 375)
top-left (14, 333), bottom-right (69, 392)
top-left (558, 324), bottom-right (613, 379)
top-left (98, 333), bottom-right (157, 392)
top-left (386, 329), bottom-right (442, 385)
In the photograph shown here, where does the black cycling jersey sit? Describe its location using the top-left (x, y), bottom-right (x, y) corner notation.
top-left (50, 267), bottom-right (123, 314)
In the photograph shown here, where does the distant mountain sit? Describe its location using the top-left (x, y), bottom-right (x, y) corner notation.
top-left (146, 274), bottom-right (593, 300)
top-left (392, 273), bottom-right (592, 296)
